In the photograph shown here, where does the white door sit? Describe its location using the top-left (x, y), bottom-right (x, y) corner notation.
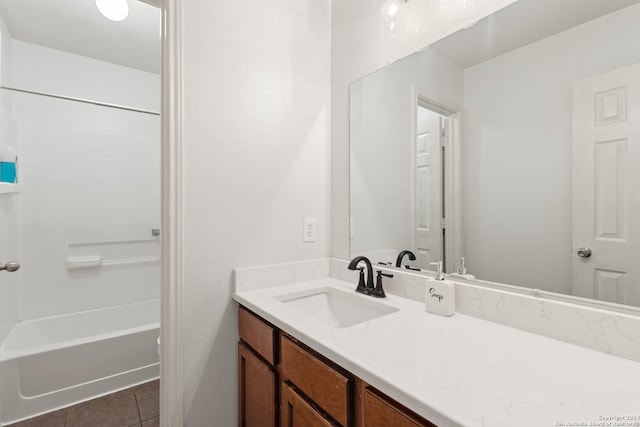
top-left (573, 63), bottom-right (640, 305)
top-left (414, 105), bottom-right (443, 269)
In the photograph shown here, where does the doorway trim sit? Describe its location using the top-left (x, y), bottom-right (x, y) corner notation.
top-left (160, 0), bottom-right (183, 426)
top-left (412, 88), bottom-right (462, 273)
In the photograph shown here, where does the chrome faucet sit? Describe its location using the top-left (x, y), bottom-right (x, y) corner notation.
top-left (395, 250), bottom-right (416, 268)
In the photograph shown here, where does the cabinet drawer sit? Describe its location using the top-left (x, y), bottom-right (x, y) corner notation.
top-left (239, 306), bottom-right (277, 365)
top-left (281, 382), bottom-right (336, 427)
top-left (362, 387), bottom-right (436, 427)
top-left (280, 335), bottom-right (351, 426)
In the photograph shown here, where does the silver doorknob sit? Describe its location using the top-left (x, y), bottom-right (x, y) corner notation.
top-left (577, 247), bottom-right (592, 258)
top-left (0, 261), bottom-right (20, 272)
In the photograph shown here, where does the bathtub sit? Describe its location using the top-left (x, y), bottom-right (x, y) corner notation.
top-left (0, 300), bottom-right (160, 425)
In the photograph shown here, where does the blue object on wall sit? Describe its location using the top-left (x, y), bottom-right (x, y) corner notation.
top-left (0, 161), bottom-right (16, 183)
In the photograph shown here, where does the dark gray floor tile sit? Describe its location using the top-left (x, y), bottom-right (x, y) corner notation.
top-left (134, 379), bottom-right (159, 392)
top-left (6, 409), bottom-right (67, 427)
top-left (135, 380), bottom-right (160, 421)
top-left (141, 416), bottom-right (159, 427)
top-left (66, 393), bottom-right (141, 427)
top-left (12, 380), bottom-right (160, 427)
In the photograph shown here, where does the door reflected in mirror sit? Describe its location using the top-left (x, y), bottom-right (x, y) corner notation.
top-left (349, 0), bottom-right (640, 309)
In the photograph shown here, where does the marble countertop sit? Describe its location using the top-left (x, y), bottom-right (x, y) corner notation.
top-left (233, 277), bottom-right (640, 427)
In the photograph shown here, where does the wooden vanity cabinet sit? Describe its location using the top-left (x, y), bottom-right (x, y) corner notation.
top-left (238, 343), bottom-right (277, 427)
top-left (281, 382), bottom-right (336, 427)
top-left (238, 307), bottom-right (278, 427)
top-left (239, 305), bottom-right (278, 364)
top-left (238, 305), bottom-right (436, 427)
top-left (358, 383), bottom-right (436, 427)
top-left (280, 334), bottom-right (352, 426)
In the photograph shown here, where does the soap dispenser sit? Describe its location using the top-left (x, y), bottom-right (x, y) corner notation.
top-left (449, 257), bottom-right (476, 280)
top-left (424, 262), bottom-right (455, 316)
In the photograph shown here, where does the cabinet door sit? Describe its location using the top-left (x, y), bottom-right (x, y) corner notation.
top-left (238, 343), bottom-right (277, 427)
top-left (362, 387), bottom-right (435, 427)
top-left (281, 382), bottom-right (335, 427)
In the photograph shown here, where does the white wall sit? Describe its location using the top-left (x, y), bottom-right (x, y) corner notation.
top-left (462, 3), bottom-right (640, 293)
top-left (331, 0), bottom-right (519, 260)
top-left (181, 0), bottom-right (331, 425)
top-left (350, 49), bottom-right (463, 259)
top-left (350, 73), bottom-right (411, 257)
top-left (9, 41), bottom-right (161, 320)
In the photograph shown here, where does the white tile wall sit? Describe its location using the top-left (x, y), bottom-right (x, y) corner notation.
top-left (13, 90), bottom-right (160, 320)
top-left (0, 18), bottom-right (18, 346)
top-left (0, 149), bottom-right (19, 341)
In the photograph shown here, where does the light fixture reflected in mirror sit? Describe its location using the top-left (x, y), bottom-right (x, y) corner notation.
top-left (96, 0), bottom-right (130, 22)
top-left (380, 0), bottom-right (406, 38)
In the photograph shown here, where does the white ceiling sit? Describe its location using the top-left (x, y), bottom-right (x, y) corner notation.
top-left (430, 0), bottom-right (640, 69)
top-left (0, 0), bottom-right (160, 74)
top-left (2, 0), bottom-right (635, 77)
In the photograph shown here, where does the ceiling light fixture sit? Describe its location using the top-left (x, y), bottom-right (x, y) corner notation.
top-left (96, 0), bottom-right (130, 22)
top-left (380, 0), bottom-right (407, 39)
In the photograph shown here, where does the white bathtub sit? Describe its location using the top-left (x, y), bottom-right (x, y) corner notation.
top-left (0, 300), bottom-right (160, 425)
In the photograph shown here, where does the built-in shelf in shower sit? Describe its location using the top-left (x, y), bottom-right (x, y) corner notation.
top-left (66, 255), bottom-right (160, 269)
top-left (66, 239), bottom-right (160, 270)
top-left (0, 182), bottom-right (21, 194)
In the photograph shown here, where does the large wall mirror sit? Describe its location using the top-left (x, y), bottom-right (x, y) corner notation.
top-left (350, 0), bottom-right (640, 310)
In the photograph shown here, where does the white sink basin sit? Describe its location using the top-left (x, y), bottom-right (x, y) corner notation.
top-left (275, 287), bottom-right (399, 328)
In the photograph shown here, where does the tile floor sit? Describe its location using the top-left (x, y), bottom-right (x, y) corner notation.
top-left (7, 380), bottom-right (159, 427)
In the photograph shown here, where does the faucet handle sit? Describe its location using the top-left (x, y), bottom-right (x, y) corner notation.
top-left (370, 270), bottom-right (392, 298)
top-left (429, 262), bottom-right (445, 280)
top-left (355, 267), bottom-right (366, 293)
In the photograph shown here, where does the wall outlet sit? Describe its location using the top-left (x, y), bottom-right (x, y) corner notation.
top-left (303, 217), bottom-right (316, 242)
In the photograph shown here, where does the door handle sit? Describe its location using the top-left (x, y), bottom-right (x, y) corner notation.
top-left (576, 247), bottom-right (592, 258)
top-left (0, 261), bottom-right (20, 272)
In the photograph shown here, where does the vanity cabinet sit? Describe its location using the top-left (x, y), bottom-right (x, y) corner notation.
top-left (281, 382), bottom-right (336, 427)
top-left (280, 335), bottom-right (351, 426)
top-left (238, 343), bottom-right (277, 427)
top-left (238, 307), bottom-right (278, 427)
top-left (238, 305), bottom-right (436, 427)
top-left (239, 305), bottom-right (278, 364)
top-left (359, 386), bottom-right (436, 427)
